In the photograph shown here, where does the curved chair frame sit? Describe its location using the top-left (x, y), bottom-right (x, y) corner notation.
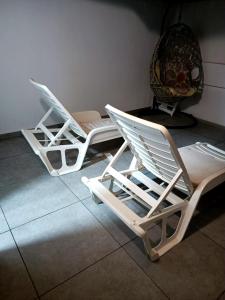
top-left (22, 79), bottom-right (120, 176)
top-left (82, 105), bottom-right (225, 260)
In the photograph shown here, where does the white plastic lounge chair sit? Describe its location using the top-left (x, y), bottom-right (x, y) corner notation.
top-left (82, 105), bottom-right (225, 261)
top-left (21, 79), bottom-right (121, 176)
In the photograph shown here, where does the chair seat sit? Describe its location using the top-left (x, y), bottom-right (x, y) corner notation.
top-left (81, 118), bottom-right (114, 133)
top-left (179, 144), bottom-right (225, 186)
top-left (80, 118), bottom-right (120, 143)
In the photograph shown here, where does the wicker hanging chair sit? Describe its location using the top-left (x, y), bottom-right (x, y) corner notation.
top-left (150, 23), bottom-right (204, 106)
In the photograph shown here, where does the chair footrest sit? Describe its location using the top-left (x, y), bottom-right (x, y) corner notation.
top-left (82, 175), bottom-right (186, 236)
top-left (82, 176), bottom-right (146, 237)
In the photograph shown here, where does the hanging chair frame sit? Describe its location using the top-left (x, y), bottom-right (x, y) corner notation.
top-left (150, 23), bottom-right (204, 116)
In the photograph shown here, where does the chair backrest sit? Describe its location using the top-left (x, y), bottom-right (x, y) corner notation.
top-left (30, 79), bottom-right (87, 138)
top-left (105, 104), bottom-right (193, 194)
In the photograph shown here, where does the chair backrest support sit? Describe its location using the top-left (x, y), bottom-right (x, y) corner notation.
top-left (105, 104), bottom-right (193, 195)
top-left (30, 78), bottom-right (87, 138)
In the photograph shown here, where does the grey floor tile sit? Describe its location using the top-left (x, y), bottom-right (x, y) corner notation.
top-left (200, 213), bottom-right (225, 249)
top-left (111, 150), bottom-right (134, 171)
top-left (215, 142), bottom-right (225, 151)
top-left (168, 128), bottom-right (180, 137)
top-left (0, 152), bottom-right (47, 188)
top-left (191, 185), bottom-right (225, 249)
top-left (173, 130), bottom-right (216, 148)
top-left (0, 208), bottom-right (9, 233)
top-left (60, 159), bottom-right (108, 200)
top-left (168, 127), bottom-right (194, 138)
top-left (123, 149), bottom-right (133, 161)
top-left (82, 197), bottom-right (135, 245)
top-left (12, 202), bottom-right (119, 295)
top-left (189, 122), bottom-right (225, 143)
top-left (0, 175), bottom-right (79, 228)
top-left (124, 231), bottom-right (225, 300)
top-left (41, 248), bottom-right (167, 300)
top-left (0, 231), bottom-right (37, 300)
top-left (0, 136), bottom-right (32, 160)
top-left (109, 147), bottom-right (133, 159)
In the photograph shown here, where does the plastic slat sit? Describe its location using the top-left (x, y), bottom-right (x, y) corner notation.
top-left (32, 81), bottom-right (87, 138)
top-left (106, 105), bottom-right (192, 194)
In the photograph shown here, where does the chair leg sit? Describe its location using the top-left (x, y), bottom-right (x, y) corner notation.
top-left (56, 145), bottom-right (88, 175)
top-left (39, 144), bottom-right (88, 176)
top-left (142, 234), bottom-right (160, 261)
top-left (175, 190), bottom-right (202, 243)
top-left (141, 205), bottom-right (187, 260)
top-left (91, 192), bottom-right (103, 204)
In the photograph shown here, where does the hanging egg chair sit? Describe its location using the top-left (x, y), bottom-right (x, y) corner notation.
top-left (150, 23), bottom-right (204, 117)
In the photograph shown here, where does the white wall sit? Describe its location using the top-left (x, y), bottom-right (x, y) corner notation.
top-left (0, 0), bottom-right (162, 134)
top-left (181, 0), bottom-right (225, 126)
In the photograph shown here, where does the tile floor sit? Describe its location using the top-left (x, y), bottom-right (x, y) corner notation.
top-left (0, 121), bottom-right (225, 300)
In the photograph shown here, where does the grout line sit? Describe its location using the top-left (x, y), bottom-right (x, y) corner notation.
top-left (80, 199), bottom-right (169, 298)
top-left (0, 151), bottom-right (33, 161)
top-left (198, 228), bottom-right (225, 251)
top-left (1, 170), bottom-right (136, 297)
top-left (40, 235), bottom-right (139, 298)
top-left (1, 140), bottom-right (225, 299)
top-left (0, 158), bottom-right (111, 231)
top-left (173, 128), bottom-right (224, 144)
top-left (81, 198), bottom-right (135, 247)
top-left (0, 206), bottom-right (10, 234)
top-left (58, 175), bottom-right (82, 201)
top-left (80, 200), bottom-right (122, 244)
top-left (40, 236), bottom-right (166, 299)
top-left (0, 207), bottom-right (40, 299)
top-left (80, 195), bottom-right (92, 202)
top-left (122, 244), bottom-right (169, 299)
top-left (1, 180), bottom-right (135, 299)
top-left (203, 60), bottom-right (225, 66)
top-left (0, 228), bottom-right (10, 235)
top-left (39, 247), bottom-right (122, 298)
top-left (173, 130), bottom-right (217, 143)
top-left (57, 176), bottom-right (84, 201)
top-left (1, 196), bottom-right (127, 298)
top-left (0, 208), bottom-right (10, 233)
top-left (216, 290), bottom-right (225, 300)
top-left (215, 141), bottom-right (225, 147)
top-left (57, 158), bottom-right (109, 202)
top-left (6, 201), bottom-right (80, 231)
top-left (205, 83), bottom-right (225, 90)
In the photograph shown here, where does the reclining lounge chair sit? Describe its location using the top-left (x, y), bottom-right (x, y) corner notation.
top-left (82, 105), bottom-right (225, 260)
top-left (22, 79), bottom-right (121, 176)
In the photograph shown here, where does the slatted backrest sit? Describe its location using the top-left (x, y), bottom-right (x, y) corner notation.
top-left (105, 105), bottom-right (193, 195)
top-left (30, 79), bottom-right (87, 138)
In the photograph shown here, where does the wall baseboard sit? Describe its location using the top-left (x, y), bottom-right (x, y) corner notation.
top-left (0, 106), bottom-right (151, 140)
top-left (1, 107), bottom-right (224, 140)
top-left (0, 131), bottom-right (23, 140)
top-left (196, 117), bottom-right (225, 130)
